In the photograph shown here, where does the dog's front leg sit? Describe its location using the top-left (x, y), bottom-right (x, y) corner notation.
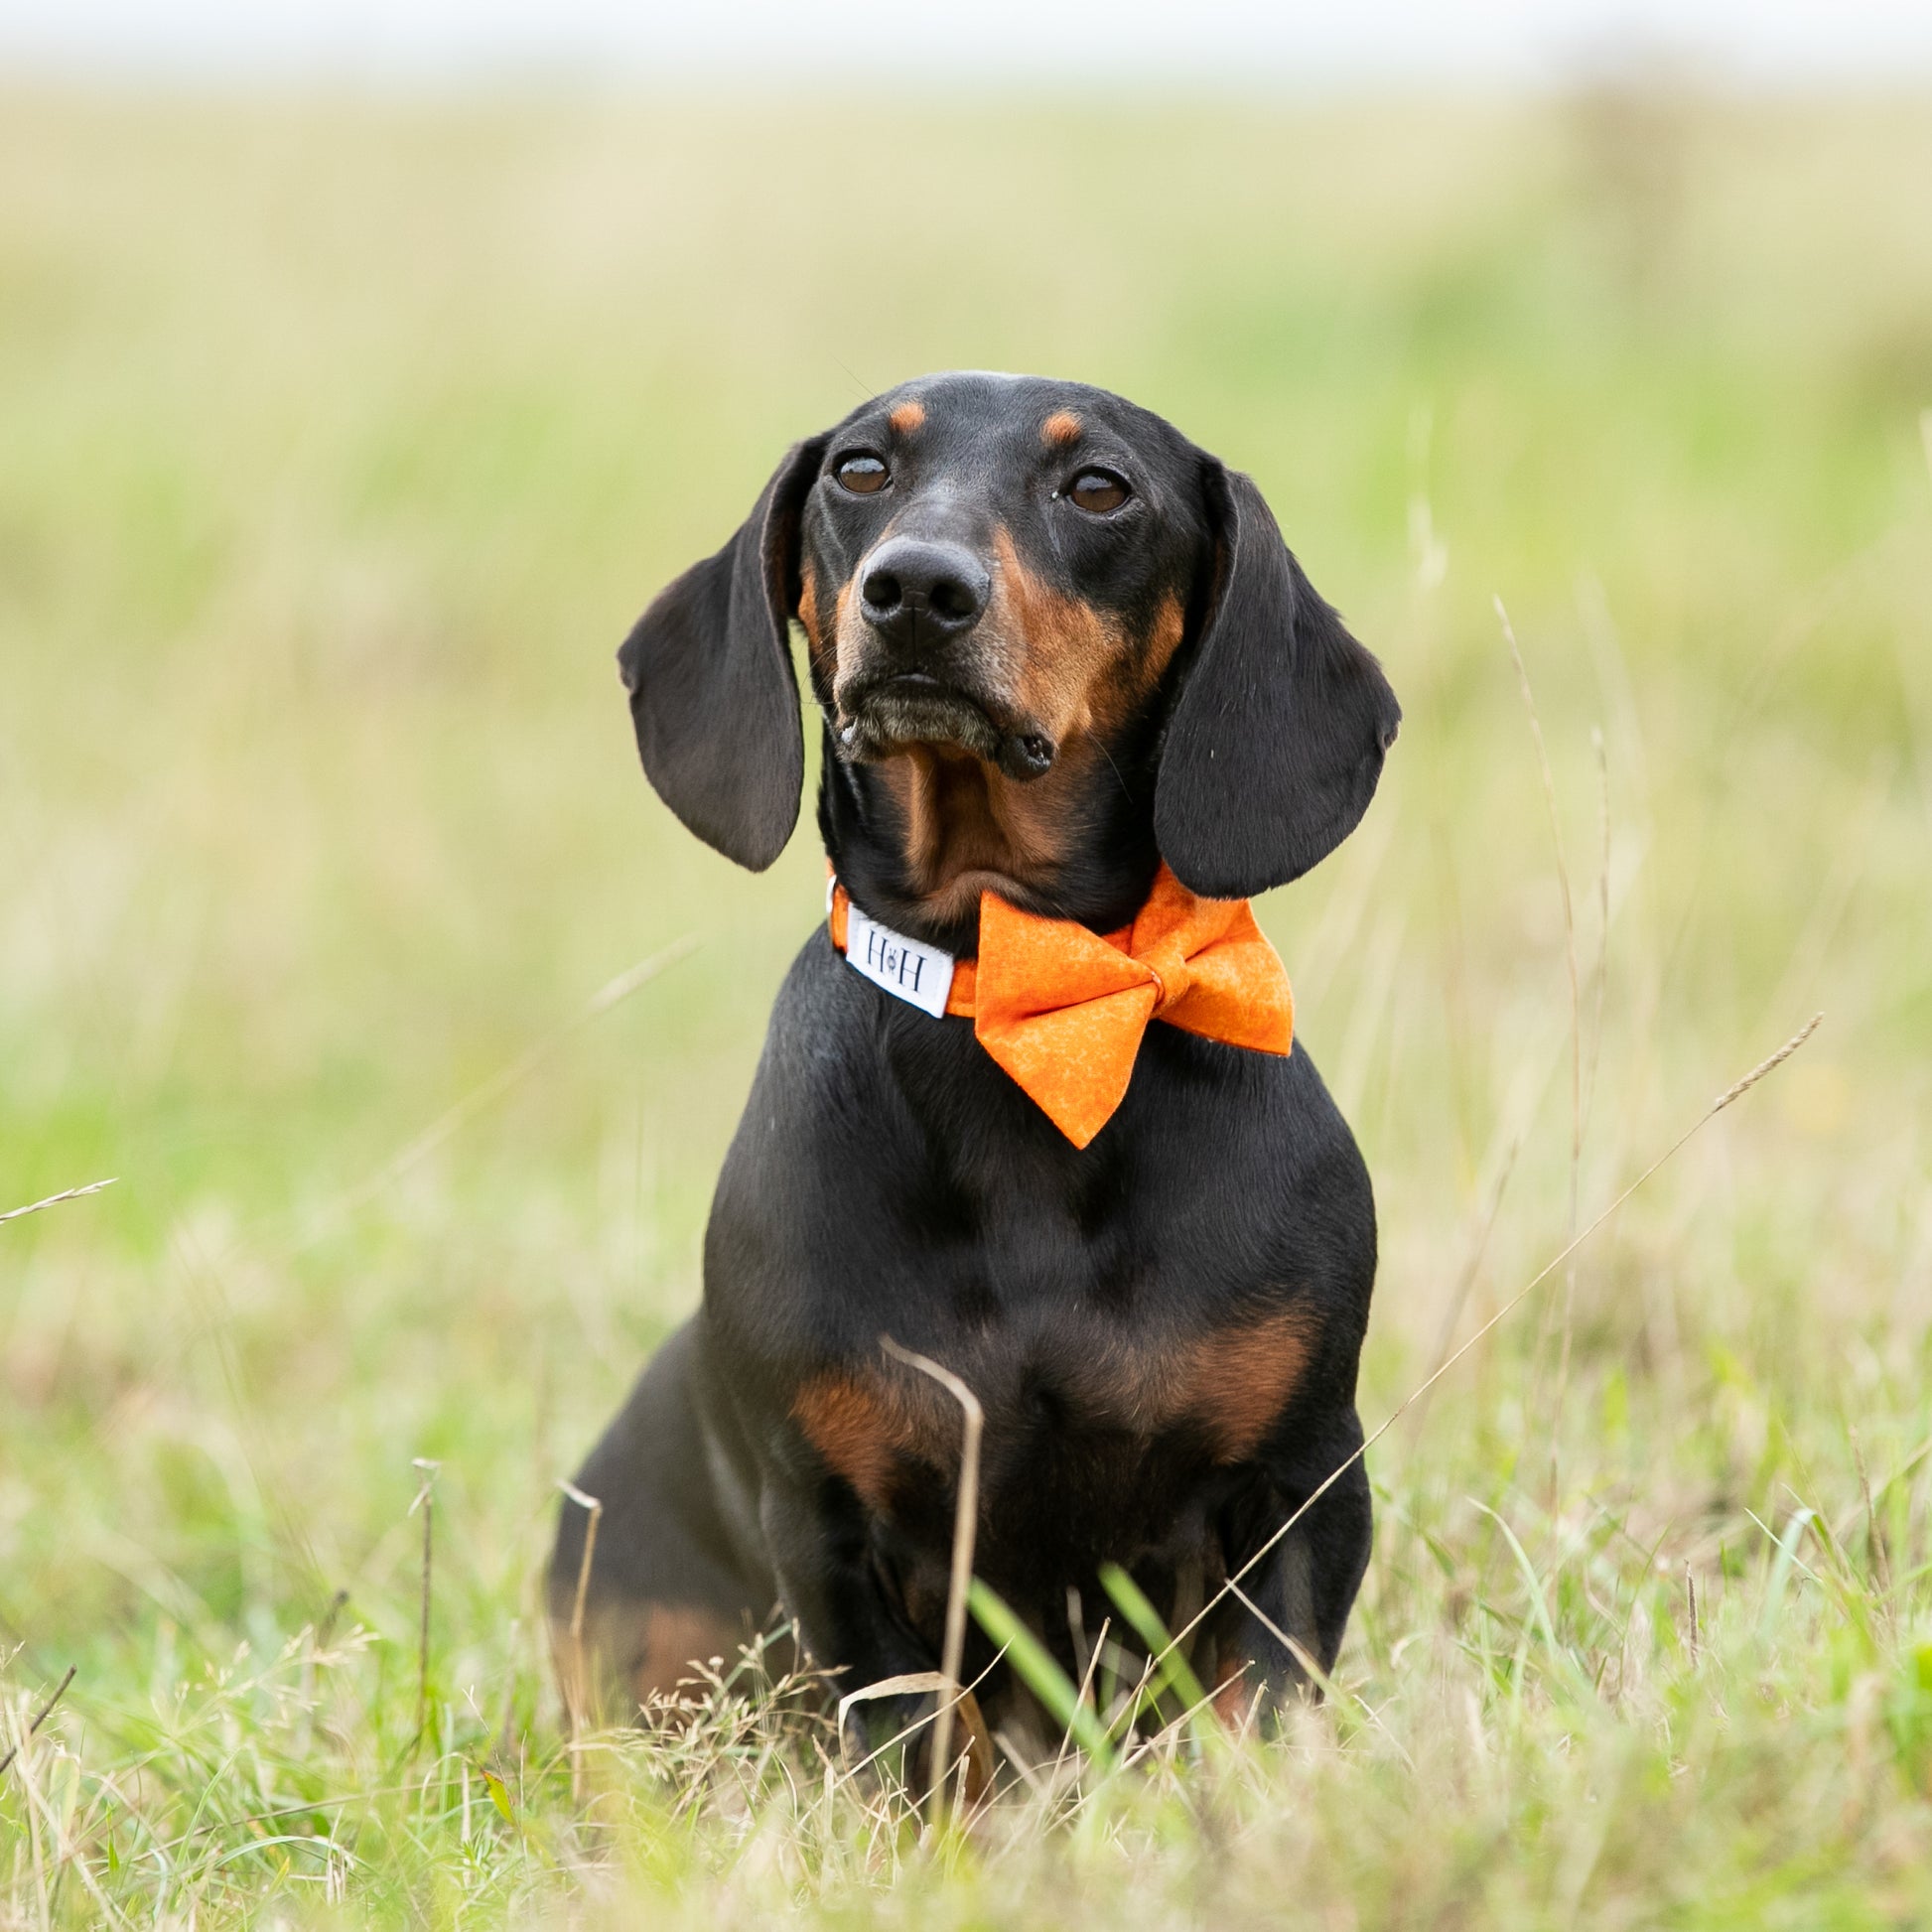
top-left (1208, 1413), bottom-right (1374, 1724)
top-left (757, 1476), bottom-right (944, 1776)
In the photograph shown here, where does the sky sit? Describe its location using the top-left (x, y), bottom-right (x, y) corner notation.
top-left (4, 0), bottom-right (1932, 90)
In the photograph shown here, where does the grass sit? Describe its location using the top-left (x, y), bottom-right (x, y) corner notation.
top-left (4, 79), bottom-right (1932, 1926)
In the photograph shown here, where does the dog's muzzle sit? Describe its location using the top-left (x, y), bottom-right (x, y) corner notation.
top-left (835, 672), bottom-right (1056, 780)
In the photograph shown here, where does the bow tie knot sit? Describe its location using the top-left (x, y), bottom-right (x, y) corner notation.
top-left (1138, 936), bottom-right (1193, 1016)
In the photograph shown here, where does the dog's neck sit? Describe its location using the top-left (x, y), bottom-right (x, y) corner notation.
top-left (816, 719), bottom-right (1165, 956)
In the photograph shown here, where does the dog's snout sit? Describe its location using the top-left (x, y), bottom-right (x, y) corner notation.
top-left (858, 538), bottom-right (989, 651)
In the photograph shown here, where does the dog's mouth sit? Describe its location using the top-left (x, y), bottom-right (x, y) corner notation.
top-left (835, 673), bottom-right (1056, 781)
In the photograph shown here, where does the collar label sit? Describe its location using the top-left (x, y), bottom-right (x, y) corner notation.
top-left (843, 901), bottom-right (955, 1018)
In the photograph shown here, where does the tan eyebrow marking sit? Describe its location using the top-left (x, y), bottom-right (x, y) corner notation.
top-left (889, 399), bottom-right (926, 435)
top-left (1041, 410), bottom-right (1082, 447)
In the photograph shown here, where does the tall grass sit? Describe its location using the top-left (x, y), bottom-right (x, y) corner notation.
top-left (3, 84), bottom-right (1932, 1926)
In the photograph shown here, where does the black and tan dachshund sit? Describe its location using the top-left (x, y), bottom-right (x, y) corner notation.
top-left (551, 371), bottom-right (1400, 1763)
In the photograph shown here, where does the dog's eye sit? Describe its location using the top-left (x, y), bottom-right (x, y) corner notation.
top-left (1068, 470), bottom-right (1129, 514)
top-left (836, 453), bottom-right (891, 495)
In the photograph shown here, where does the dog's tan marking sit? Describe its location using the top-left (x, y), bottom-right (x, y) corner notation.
top-left (797, 560), bottom-right (826, 663)
top-left (794, 1312), bottom-right (1311, 1487)
top-left (993, 525), bottom-right (1120, 741)
top-left (1055, 1308), bottom-right (1313, 1458)
top-left (1140, 589), bottom-right (1187, 689)
top-left (632, 1603), bottom-right (749, 1705)
top-left (889, 399), bottom-right (926, 435)
top-left (1169, 1310), bottom-right (1313, 1463)
top-left (793, 1371), bottom-right (927, 1508)
top-left (875, 746), bottom-right (1077, 929)
top-left (553, 1598), bottom-right (754, 1725)
top-left (1210, 1655), bottom-right (1258, 1730)
top-left (830, 576), bottom-right (859, 681)
top-left (994, 531), bottom-right (1185, 741)
top-left (1041, 409), bottom-right (1082, 447)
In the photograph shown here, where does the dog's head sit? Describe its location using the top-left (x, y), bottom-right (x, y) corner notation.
top-left (619, 372), bottom-right (1399, 933)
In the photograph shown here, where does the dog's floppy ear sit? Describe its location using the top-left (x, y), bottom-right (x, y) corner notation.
top-left (1154, 461), bottom-right (1400, 898)
top-left (616, 435), bottom-right (827, 871)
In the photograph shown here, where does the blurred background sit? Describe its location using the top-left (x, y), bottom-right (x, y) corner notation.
top-left (2, 0), bottom-right (1930, 1727)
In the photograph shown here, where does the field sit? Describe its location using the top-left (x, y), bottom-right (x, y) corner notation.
top-left (3, 82), bottom-right (1932, 1926)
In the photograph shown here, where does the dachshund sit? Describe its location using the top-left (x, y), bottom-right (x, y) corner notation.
top-left (551, 370), bottom-right (1400, 1772)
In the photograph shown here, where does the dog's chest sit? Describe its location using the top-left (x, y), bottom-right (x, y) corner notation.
top-left (716, 957), bottom-right (1370, 1561)
top-left (789, 1238), bottom-right (1312, 1534)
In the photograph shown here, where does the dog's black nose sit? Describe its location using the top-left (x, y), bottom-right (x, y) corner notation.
top-left (858, 538), bottom-right (989, 651)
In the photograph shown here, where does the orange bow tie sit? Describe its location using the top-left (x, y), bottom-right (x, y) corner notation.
top-left (829, 864), bottom-right (1294, 1148)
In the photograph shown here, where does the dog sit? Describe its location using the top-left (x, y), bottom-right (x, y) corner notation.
top-left (550, 371), bottom-right (1399, 1766)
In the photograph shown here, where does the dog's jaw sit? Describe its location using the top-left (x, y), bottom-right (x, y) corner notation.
top-left (833, 676), bottom-right (1058, 785)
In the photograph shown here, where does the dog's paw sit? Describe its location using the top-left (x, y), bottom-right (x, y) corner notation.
top-left (838, 1675), bottom-right (996, 1808)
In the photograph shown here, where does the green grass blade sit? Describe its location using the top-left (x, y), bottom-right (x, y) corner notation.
top-left (1470, 1500), bottom-right (1593, 1703)
top-left (1096, 1562), bottom-right (1210, 1720)
top-left (968, 1579), bottom-right (1115, 1770)
top-left (1759, 1506), bottom-right (1818, 1636)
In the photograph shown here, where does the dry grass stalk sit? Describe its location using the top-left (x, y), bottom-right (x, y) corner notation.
top-left (1408, 1129), bottom-right (1522, 1441)
top-left (1709, 1015), bottom-right (1822, 1111)
top-left (317, 1585), bottom-right (348, 1650)
top-left (0, 1665), bottom-right (74, 1778)
top-left (295, 1588), bottom-right (350, 1759)
top-left (557, 1479), bottom-right (603, 1802)
top-left (880, 1334), bottom-right (983, 1823)
top-left (1053, 1613), bottom-right (1111, 1784)
top-left (1588, 725), bottom-right (1612, 1121)
top-left (832, 1655), bottom-right (999, 1812)
top-left (0, 1179), bottom-right (116, 1230)
top-left (558, 1481), bottom-right (603, 1654)
top-left (409, 1458), bottom-right (440, 1749)
top-left (1850, 1428), bottom-right (1888, 1595)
